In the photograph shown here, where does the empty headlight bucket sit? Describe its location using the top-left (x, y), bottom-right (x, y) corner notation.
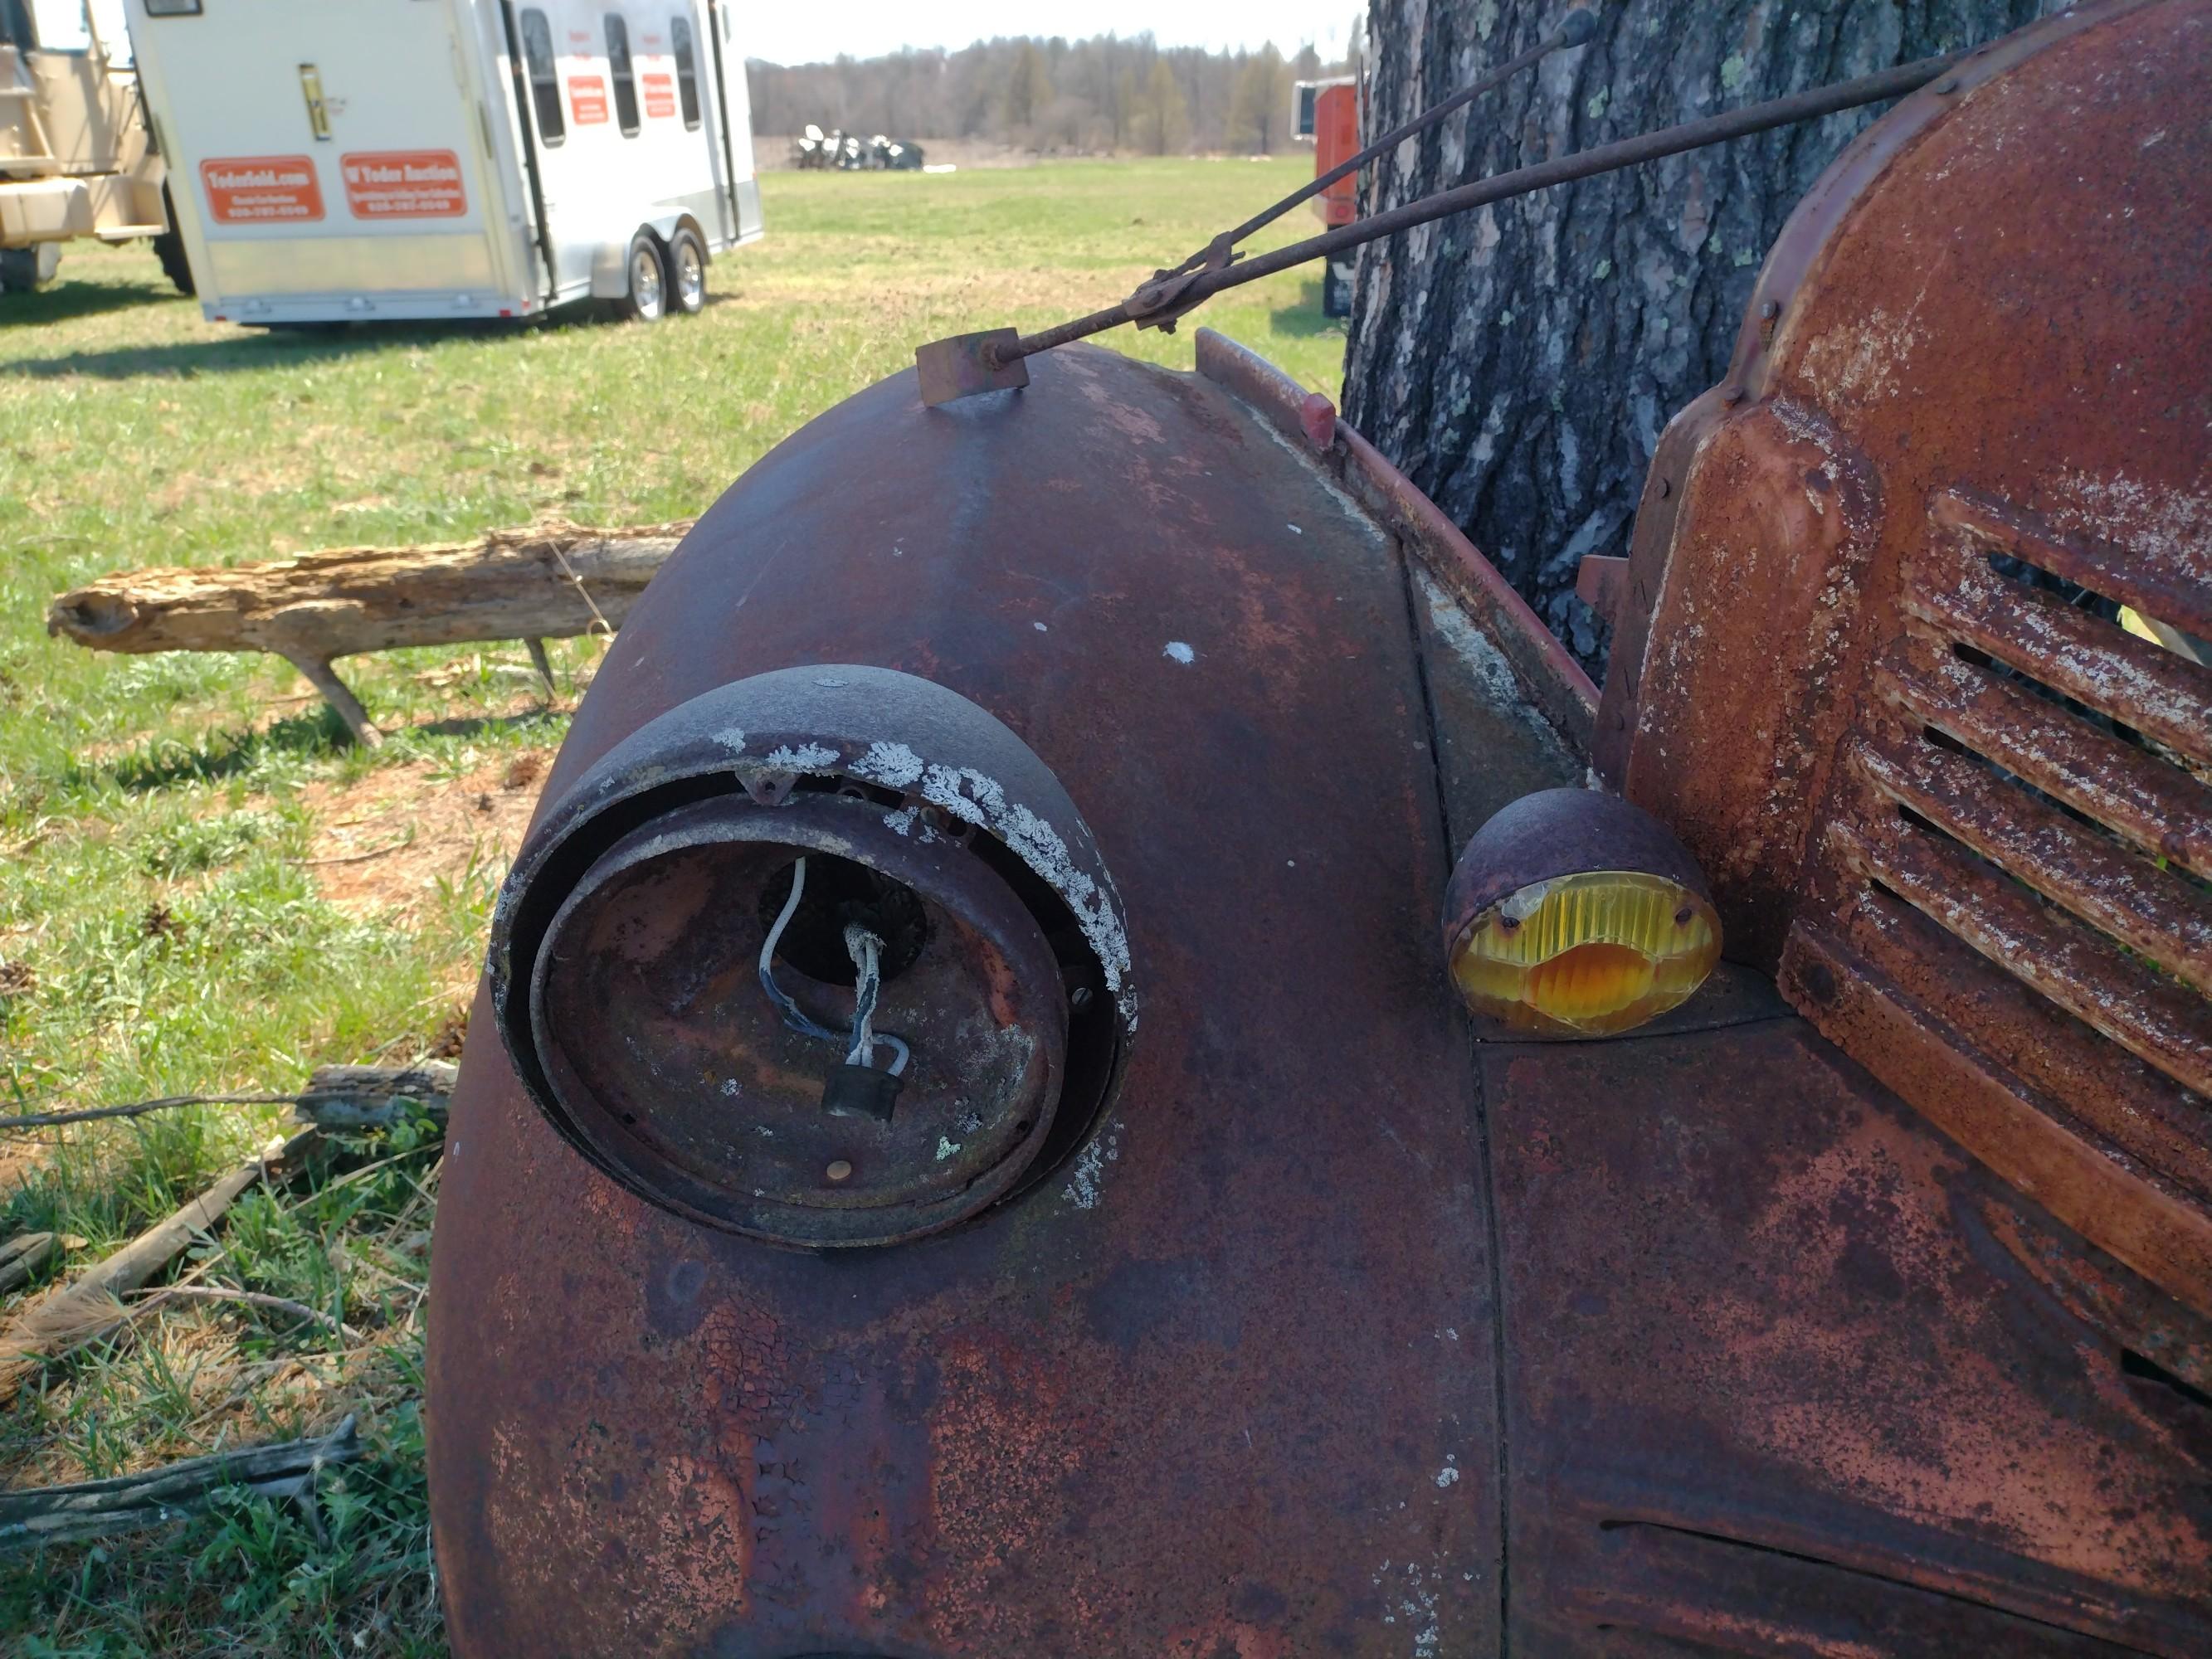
top-left (489, 664), bottom-right (1133, 1246)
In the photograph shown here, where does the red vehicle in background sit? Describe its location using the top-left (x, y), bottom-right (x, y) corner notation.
top-left (1294, 75), bottom-right (1358, 314)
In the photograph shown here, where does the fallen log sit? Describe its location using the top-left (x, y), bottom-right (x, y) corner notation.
top-left (46, 519), bottom-right (692, 746)
top-left (0, 1414), bottom-right (360, 1550)
top-left (0, 1131), bottom-right (316, 1404)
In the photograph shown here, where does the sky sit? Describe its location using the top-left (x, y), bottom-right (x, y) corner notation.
top-left (741, 2), bottom-right (1357, 66)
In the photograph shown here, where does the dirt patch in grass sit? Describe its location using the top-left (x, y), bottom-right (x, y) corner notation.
top-left (300, 751), bottom-right (552, 926)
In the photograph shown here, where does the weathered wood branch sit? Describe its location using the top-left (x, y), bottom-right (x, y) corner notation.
top-left (0, 1131), bottom-right (317, 1404)
top-left (0, 1232), bottom-right (59, 1297)
top-left (46, 519), bottom-right (692, 745)
top-left (0, 1414), bottom-right (360, 1550)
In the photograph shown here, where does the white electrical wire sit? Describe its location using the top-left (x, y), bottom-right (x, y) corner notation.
top-left (757, 856), bottom-right (910, 1076)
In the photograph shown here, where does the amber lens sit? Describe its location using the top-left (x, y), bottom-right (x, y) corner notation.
top-left (1449, 870), bottom-right (1720, 1036)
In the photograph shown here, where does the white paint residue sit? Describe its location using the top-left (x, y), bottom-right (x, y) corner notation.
top-left (935, 1136), bottom-right (962, 1161)
top-left (1033, 620), bottom-right (1049, 632)
top-left (2046, 469), bottom-right (2212, 576)
top-left (763, 742), bottom-right (840, 772)
top-left (882, 806), bottom-right (918, 837)
top-left (1162, 640), bottom-right (1196, 664)
top-left (1064, 1121), bottom-right (1122, 1210)
top-left (1798, 302), bottom-right (1926, 403)
top-left (845, 747), bottom-right (1136, 1019)
top-left (721, 1078), bottom-right (738, 1097)
top-left (1286, 523), bottom-right (1303, 536)
top-left (1375, 1560), bottom-right (1443, 1658)
top-left (855, 740), bottom-right (924, 787)
top-left (1435, 1456), bottom-right (1460, 1488)
top-left (713, 725), bottom-right (748, 755)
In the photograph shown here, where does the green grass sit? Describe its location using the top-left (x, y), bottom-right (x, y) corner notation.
top-left (0, 158), bottom-right (1344, 1654)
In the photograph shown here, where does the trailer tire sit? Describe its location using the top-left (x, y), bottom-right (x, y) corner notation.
top-left (668, 228), bottom-right (707, 316)
top-left (616, 232), bottom-right (669, 324)
top-left (153, 185), bottom-right (195, 297)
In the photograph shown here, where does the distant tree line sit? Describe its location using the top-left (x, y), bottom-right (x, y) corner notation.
top-left (745, 32), bottom-right (1358, 154)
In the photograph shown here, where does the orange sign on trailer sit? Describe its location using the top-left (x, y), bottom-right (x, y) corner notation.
top-left (341, 150), bottom-right (467, 219)
top-left (641, 72), bottom-right (677, 120)
top-left (568, 74), bottom-right (610, 124)
top-left (200, 156), bottom-right (325, 223)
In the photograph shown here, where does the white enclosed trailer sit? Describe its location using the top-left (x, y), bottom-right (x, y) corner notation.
top-left (122, 0), bottom-right (761, 325)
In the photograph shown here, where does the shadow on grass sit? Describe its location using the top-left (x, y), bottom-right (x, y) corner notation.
top-left (0, 278), bottom-right (181, 328)
top-left (89, 707), bottom-right (353, 793)
top-left (0, 316), bottom-right (538, 381)
top-left (1268, 280), bottom-right (1349, 339)
top-left (80, 702), bottom-right (568, 794)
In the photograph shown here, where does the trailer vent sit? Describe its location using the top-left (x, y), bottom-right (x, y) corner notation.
top-left (1781, 489), bottom-right (2212, 1314)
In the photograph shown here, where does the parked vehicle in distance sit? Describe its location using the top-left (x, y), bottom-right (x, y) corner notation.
top-left (792, 124), bottom-right (925, 172)
top-left (0, 0), bottom-right (191, 293)
top-left (122, 0), bottom-right (761, 327)
top-left (1292, 73), bottom-right (1357, 315)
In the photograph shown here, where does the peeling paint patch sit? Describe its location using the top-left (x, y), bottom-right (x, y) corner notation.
top-left (1163, 640), bottom-right (1196, 664)
top-left (845, 747), bottom-right (1137, 1019)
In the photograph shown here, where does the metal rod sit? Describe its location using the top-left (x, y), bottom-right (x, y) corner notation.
top-left (996, 53), bottom-right (1956, 367)
top-left (1160, 8), bottom-right (1597, 282)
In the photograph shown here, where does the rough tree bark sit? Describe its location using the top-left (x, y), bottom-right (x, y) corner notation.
top-left (1342, 0), bottom-right (2062, 671)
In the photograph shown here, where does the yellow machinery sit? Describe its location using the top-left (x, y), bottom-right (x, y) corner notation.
top-left (0, 0), bottom-right (188, 291)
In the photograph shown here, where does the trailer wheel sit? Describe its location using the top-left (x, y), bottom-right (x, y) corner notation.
top-left (153, 184), bottom-right (195, 297)
top-left (668, 228), bottom-right (707, 316)
top-left (616, 232), bottom-right (669, 324)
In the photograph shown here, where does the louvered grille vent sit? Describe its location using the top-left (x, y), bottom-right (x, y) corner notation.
top-left (1786, 489), bottom-right (2212, 1306)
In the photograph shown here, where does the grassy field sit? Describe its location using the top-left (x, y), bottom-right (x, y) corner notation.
top-left (0, 158), bottom-right (1343, 1656)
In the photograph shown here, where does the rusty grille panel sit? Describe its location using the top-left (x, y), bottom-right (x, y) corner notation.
top-left (1785, 490), bottom-right (2212, 1311)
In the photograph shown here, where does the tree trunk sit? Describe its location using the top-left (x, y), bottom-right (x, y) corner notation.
top-left (1342, 0), bottom-right (2061, 672)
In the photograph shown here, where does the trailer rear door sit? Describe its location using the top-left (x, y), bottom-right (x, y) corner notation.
top-left (131, 0), bottom-right (518, 317)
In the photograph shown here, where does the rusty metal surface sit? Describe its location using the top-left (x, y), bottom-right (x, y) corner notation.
top-left (429, 342), bottom-right (1505, 1655)
top-left (426, 15), bottom-right (2212, 1633)
top-left (1485, 1014), bottom-right (2212, 1655)
top-left (1595, 0), bottom-right (2212, 1340)
top-left (1193, 332), bottom-right (1601, 756)
top-left (1778, 914), bottom-right (2212, 1323)
top-left (914, 328), bottom-right (1029, 408)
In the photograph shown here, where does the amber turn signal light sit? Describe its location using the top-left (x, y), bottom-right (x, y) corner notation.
top-left (1443, 790), bottom-right (1721, 1038)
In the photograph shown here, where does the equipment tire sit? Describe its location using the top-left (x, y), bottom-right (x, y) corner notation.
top-left (153, 184), bottom-right (195, 296)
